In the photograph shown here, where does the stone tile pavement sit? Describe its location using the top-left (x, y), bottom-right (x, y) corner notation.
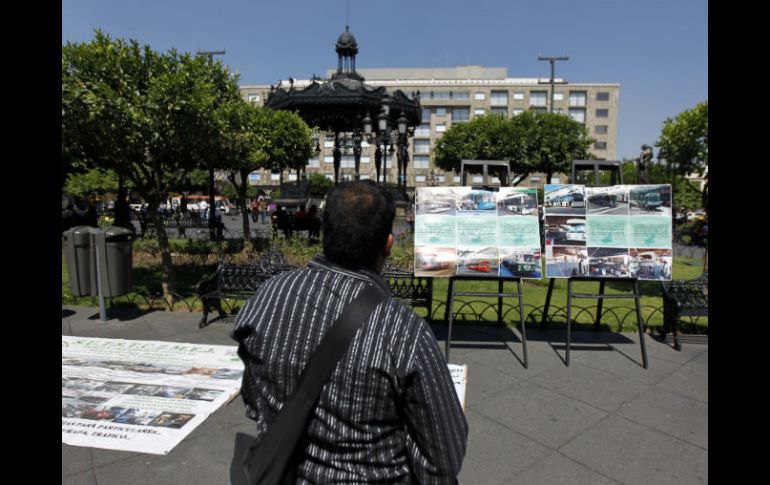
top-left (62, 306), bottom-right (707, 484)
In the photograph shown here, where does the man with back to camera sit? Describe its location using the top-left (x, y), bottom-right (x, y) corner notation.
top-left (231, 180), bottom-right (468, 483)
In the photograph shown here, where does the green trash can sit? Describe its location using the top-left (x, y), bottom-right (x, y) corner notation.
top-left (63, 226), bottom-right (98, 297)
top-left (94, 226), bottom-right (134, 297)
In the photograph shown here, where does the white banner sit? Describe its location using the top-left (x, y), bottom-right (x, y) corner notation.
top-left (62, 336), bottom-right (243, 455)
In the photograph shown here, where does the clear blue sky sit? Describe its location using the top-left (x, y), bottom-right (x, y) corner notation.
top-left (62, 0), bottom-right (707, 162)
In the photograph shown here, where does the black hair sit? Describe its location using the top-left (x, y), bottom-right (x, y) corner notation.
top-left (323, 180), bottom-right (395, 269)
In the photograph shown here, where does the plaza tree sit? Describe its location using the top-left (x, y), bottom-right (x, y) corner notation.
top-left (434, 111), bottom-right (593, 184)
top-left (656, 101), bottom-right (708, 215)
top-left (64, 167), bottom-right (120, 204)
top-left (62, 31), bottom-right (242, 304)
top-left (220, 103), bottom-right (313, 251)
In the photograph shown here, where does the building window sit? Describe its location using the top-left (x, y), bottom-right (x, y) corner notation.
top-left (435, 108), bottom-right (447, 116)
top-left (553, 108), bottom-right (564, 114)
top-left (414, 140), bottom-right (431, 154)
top-left (384, 154), bottom-right (393, 168)
top-left (431, 91), bottom-right (451, 100)
top-left (529, 91), bottom-right (547, 107)
top-left (512, 108), bottom-right (524, 116)
top-left (361, 156), bottom-right (370, 164)
top-left (491, 107), bottom-right (508, 117)
top-left (435, 123), bottom-right (446, 133)
top-left (596, 92), bottom-right (610, 101)
top-left (247, 94), bottom-right (260, 103)
top-left (288, 173), bottom-right (298, 181)
top-left (569, 91), bottom-right (587, 107)
top-left (414, 125), bottom-right (431, 137)
top-left (491, 91), bottom-right (508, 106)
top-left (596, 108), bottom-right (609, 118)
top-left (248, 173), bottom-right (261, 182)
top-left (595, 141), bottom-right (607, 150)
top-left (437, 175), bottom-right (445, 182)
top-left (415, 175), bottom-right (427, 183)
top-left (453, 176), bottom-right (461, 183)
top-left (360, 175), bottom-right (370, 180)
top-left (569, 108), bottom-right (585, 123)
top-left (270, 173), bottom-right (280, 181)
top-left (553, 92), bottom-right (564, 101)
top-left (325, 173), bottom-right (334, 180)
top-left (529, 107), bottom-right (546, 114)
top-left (472, 176), bottom-right (483, 183)
top-left (361, 140), bottom-right (370, 148)
top-left (453, 91), bottom-right (469, 99)
top-left (452, 107), bottom-right (470, 122)
top-left (422, 108), bottom-right (431, 122)
top-left (324, 156), bottom-right (334, 163)
top-left (474, 108), bottom-right (486, 116)
top-left (413, 155), bottom-right (430, 169)
top-left (308, 157), bottom-right (320, 168)
top-left (474, 92), bottom-right (486, 100)
top-left (513, 92), bottom-right (525, 100)
top-left (324, 140), bottom-right (334, 148)
top-left (595, 125), bottom-right (608, 134)
top-left (341, 155), bottom-right (355, 168)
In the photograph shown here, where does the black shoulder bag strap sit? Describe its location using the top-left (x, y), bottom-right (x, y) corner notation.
top-left (230, 284), bottom-right (386, 485)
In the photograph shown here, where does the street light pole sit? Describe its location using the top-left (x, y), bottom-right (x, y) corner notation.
top-left (538, 56), bottom-right (569, 113)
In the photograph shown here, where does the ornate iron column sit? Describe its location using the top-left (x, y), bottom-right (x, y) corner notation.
top-left (333, 132), bottom-right (341, 185)
top-left (353, 129), bottom-right (363, 180)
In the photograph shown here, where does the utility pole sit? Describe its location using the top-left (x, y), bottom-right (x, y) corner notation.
top-left (538, 56), bottom-right (569, 113)
top-left (196, 50), bottom-right (226, 240)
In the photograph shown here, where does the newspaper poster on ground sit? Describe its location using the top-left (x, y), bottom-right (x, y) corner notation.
top-left (447, 364), bottom-right (467, 411)
top-left (414, 187), bottom-right (541, 278)
top-left (62, 336), bottom-right (243, 455)
top-left (543, 184), bottom-right (672, 280)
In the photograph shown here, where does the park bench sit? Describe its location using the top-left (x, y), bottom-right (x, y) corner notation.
top-left (382, 261), bottom-right (434, 322)
top-left (660, 272), bottom-right (708, 350)
top-left (195, 246), bottom-right (297, 328)
top-left (138, 212), bottom-right (210, 238)
top-left (195, 252), bottom-right (435, 328)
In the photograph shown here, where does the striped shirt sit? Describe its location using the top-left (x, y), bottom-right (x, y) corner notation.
top-left (231, 254), bottom-right (468, 484)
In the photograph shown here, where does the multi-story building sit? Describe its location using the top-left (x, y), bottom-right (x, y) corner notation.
top-left (239, 66), bottom-right (619, 190)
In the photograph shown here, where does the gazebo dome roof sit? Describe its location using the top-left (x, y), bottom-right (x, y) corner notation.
top-left (335, 26), bottom-right (358, 56)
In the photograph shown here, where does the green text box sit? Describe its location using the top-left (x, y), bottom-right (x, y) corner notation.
top-left (587, 215), bottom-right (629, 247)
top-left (498, 216), bottom-right (541, 247)
top-left (457, 215), bottom-right (499, 246)
top-left (630, 216), bottom-right (672, 248)
top-left (415, 215), bottom-right (457, 246)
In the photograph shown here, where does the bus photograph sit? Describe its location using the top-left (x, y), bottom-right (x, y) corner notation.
top-left (499, 248), bottom-right (542, 278)
top-left (629, 248), bottom-right (672, 280)
top-left (588, 248), bottom-right (631, 277)
top-left (544, 216), bottom-right (586, 246)
top-left (416, 188), bottom-right (456, 216)
top-left (457, 247), bottom-right (499, 276)
top-left (629, 185), bottom-right (672, 216)
top-left (458, 190), bottom-right (497, 212)
top-left (414, 247), bottom-right (456, 277)
top-left (545, 246), bottom-right (589, 277)
top-left (498, 191), bottom-right (538, 215)
top-left (544, 184), bottom-right (586, 216)
top-left (586, 186), bottom-right (630, 216)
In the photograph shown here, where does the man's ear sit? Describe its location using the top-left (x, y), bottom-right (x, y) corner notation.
top-left (385, 233), bottom-right (394, 256)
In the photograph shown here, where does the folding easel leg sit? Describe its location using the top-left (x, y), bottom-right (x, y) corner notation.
top-left (445, 277), bottom-right (456, 362)
top-left (595, 279), bottom-right (606, 331)
top-left (633, 280), bottom-right (649, 368)
top-left (517, 278), bottom-right (528, 369)
top-left (497, 279), bottom-right (504, 327)
top-left (566, 279), bottom-right (572, 366)
top-left (541, 278), bottom-right (555, 330)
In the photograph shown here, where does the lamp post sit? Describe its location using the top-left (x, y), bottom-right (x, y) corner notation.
top-left (396, 111), bottom-right (409, 199)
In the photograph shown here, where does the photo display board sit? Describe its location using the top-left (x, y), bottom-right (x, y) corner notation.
top-left (543, 184), bottom-right (673, 280)
top-left (414, 187), bottom-right (542, 278)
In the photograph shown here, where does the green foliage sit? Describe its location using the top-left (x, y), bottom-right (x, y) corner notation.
top-left (307, 172), bottom-right (333, 198)
top-left (433, 112), bottom-right (593, 184)
top-left (64, 168), bottom-right (119, 198)
top-left (657, 101), bottom-right (708, 180)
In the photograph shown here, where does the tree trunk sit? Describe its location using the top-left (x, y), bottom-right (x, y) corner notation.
top-left (208, 168), bottom-right (217, 240)
top-left (146, 198), bottom-right (175, 309)
top-left (114, 174), bottom-right (132, 231)
top-left (546, 171), bottom-right (553, 185)
top-left (232, 170), bottom-right (252, 253)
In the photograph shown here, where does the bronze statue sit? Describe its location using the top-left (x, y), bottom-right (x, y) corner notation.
top-left (636, 144), bottom-right (653, 184)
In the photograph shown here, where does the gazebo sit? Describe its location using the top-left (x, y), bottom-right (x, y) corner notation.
top-left (265, 26), bottom-right (421, 198)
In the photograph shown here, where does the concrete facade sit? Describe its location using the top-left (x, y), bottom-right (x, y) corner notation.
top-left (239, 66), bottom-right (619, 190)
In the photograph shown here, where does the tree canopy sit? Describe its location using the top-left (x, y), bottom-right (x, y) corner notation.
top-left (433, 111), bottom-right (594, 184)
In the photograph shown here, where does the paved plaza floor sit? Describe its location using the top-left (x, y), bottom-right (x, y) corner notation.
top-left (62, 305), bottom-right (707, 484)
